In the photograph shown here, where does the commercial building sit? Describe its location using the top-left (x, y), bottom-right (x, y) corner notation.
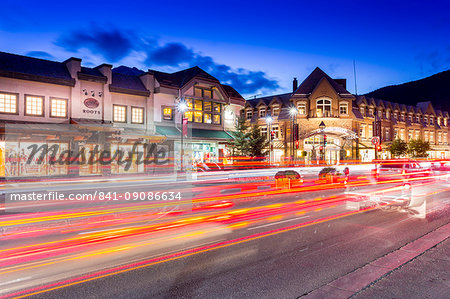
top-left (245, 67), bottom-right (450, 163)
top-left (0, 51), bottom-right (244, 178)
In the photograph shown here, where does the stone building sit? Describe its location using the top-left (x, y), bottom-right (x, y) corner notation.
top-left (245, 67), bottom-right (449, 163)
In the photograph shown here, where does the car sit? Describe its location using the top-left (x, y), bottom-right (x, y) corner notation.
top-left (318, 167), bottom-right (348, 184)
top-left (274, 170), bottom-right (303, 187)
top-left (372, 159), bottom-right (432, 183)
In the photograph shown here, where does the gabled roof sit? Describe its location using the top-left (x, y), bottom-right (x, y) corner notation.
top-left (222, 84), bottom-right (244, 100)
top-left (0, 51), bottom-right (75, 86)
top-left (356, 95), bottom-right (368, 106)
top-left (293, 67), bottom-right (352, 96)
top-left (246, 92), bottom-right (292, 109)
top-left (150, 66), bottom-right (219, 88)
top-left (416, 101), bottom-right (436, 115)
top-left (110, 72), bottom-right (149, 96)
top-left (352, 107), bottom-right (364, 119)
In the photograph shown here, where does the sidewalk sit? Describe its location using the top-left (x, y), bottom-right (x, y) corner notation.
top-left (302, 222), bottom-right (450, 299)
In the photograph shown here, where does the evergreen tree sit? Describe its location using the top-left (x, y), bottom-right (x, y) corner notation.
top-left (247, 125), bottom-right (269, 158)
top-left (228, 117), bottom-right (250, 156)
top-left (408, 139), bottom-right (430, 158)
top-left (389, 139), bottom-right (408, 157)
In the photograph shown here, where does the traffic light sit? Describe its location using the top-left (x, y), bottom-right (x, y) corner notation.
top-left (270, 130), bottom-right (274, 140)
top-left (377, 145), bottom-right (382, 151)
top-left (295, 140), bottom-right (299, 149)
top-left (324, 134), bottom-right (327, 147)
top-left (319, 145), bottom-right (323, 151)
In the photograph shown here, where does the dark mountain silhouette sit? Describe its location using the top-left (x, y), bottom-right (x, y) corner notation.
top-left (365, 70), bottom-right (450, 113)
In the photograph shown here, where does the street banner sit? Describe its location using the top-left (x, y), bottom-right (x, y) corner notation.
top-left (182, 118), bottom-right (188, 137)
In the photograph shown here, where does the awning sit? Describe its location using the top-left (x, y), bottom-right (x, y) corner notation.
top-left (191, 129), bottom-right (233, 140)
top-left (156, 125), bottom-right (180, 137)
top-left (112, 128), bottom-right (166, 143)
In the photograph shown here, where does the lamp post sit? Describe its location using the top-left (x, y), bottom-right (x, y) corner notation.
top-left (265, 115), bottom-right (273, 164)
top-left (289, 107), bottom-right (298, 163)
top-left (177, 100), bottom-right (188, 170)
top-left (319, 121), bottom-right (326, 163)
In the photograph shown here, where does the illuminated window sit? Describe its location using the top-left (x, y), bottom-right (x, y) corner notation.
top-left (339, 102), bottom-right (348, 115)
top-left (50, 98), bottom-right (67, 117)
top-left (184, 111), bottom-right (193, 122)
top-left (194, 100), bottom-right (202, 111)
top-left (131, 107), bottom-right (144, 124)
top-left (385, 128), bottom-right (390, 141)
top-left (272, 106), bottom-right (280, 116)
top-left (0, 92), bottom-right (18, 114)
top-left (259, 108), bottom-right (266, 118)
top-left (204, 113), bottom-right (212, 124)
top-left (186, 99), bottom-right (193, 110)
top-left (360, 107), bottom-right (365, 117)
top-left (194, 111), bottom-right (203, 123)
top-left (360, 124), bottom-right (366, 138)
top-left (297, 102), bottom-right (306, 115)
top-left (213, 114), bottom-right (221, 124)
top-left (213, 103), bottom-right (221, 113)
top-left (113, 105), bottom-right (127, 123)
top-left (204, 101), bottom-right (212, 112)
top-left (25, 95), bottom-right (44, 116)
top-left (261, 127), bottom-right (267, 138)
top-left (163, 107), bottom-right (173, 120)
top-left (316, 99), bottom-right (331, 117)
top-left (272, 126), bottom-right (279, 139)
top-left (368, 124), bottom-right (373, 138)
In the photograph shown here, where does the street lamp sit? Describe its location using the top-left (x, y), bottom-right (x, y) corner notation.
top-left (289, 107), bottom-right (298, 163)
top-left (177, 100), bottom-right (188, 170)
top-left (319, 121), bottom-right (326, 163)
top-left (265, 115), bottom-right (273, 164)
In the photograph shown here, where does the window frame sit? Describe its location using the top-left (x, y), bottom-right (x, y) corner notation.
top-left (131, 106), bottom-right (145, 124)
top-left (113, 104), bottom-right (127, 123)
top-left (162, 106), bottom-right (174, 121)
top-left (49, 97), bottom-right (68, 118)
top-left (0, 91), bottom-right (19, 115)
top-left (339, 102), bottom-right (348, 115)
top-left (24, 94), bottom-right (45, 117)
top-left (316, 98), bottom-right (331, 117)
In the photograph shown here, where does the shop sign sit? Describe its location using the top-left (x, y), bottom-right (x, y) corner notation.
top-left (82, 98), bottom-right (101, 115)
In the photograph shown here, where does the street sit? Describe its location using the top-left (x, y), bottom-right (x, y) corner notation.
top-left (0, 165), bottom-right (449, 298)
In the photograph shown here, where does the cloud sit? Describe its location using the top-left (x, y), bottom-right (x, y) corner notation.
top-left (56, 27), bottom-right (280, 95)
top-left (26, 51), bottom-right (55, 60)
top-left (56, 26), bottom-right (135, 62)
top-left (415, 46), bottom-right (450, 75)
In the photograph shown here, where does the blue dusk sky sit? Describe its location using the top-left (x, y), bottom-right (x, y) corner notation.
top-left (1, 0), bottom-right (449, 97)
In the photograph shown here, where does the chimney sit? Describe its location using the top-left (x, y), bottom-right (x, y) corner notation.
top-left (63, 57), bottom-right (81, 79)
top-left (95, 63), bottom-right (113, 84)
top-left (334, 79), bottom-right (347, 90)
top-left (293, 77), bottom-right (298, 92)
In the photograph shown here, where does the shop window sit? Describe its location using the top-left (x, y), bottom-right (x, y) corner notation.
top-left (185, 99), bottom-right (193, 110)
top-left (204, 113), bottom-right (212, 124)
top-left (113, 105), bottom-right (127, 123)
top-left (204, 101), bottom-right (212, 112)
top-left (194, 100), bottom-right (203, 111)
top-left (194, 111), bottom-right (203, 123)
top-left (339, 102), bottom-right (348, 115)
top-left (213, 114), bottom-right (221, 124)
top-left (213, 103), bottom-right (221, 113)
top-left (163, 107), bottom-right (173, 120)
top-left (131, 107), bottom-right (144, 124)
top-left (184, 111), bottom-right (193, 122)
top-left (50, 98), bottom-right (67, 118)
top-left (25, 95), bottom-right (44, 116)
top-left (0, 92), bottom-right (18, 114)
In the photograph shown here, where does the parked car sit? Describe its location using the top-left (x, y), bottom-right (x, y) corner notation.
top-left (318, 167), bottom-right (348, 183)
top-left (274, 170), bottom-right (303, 186)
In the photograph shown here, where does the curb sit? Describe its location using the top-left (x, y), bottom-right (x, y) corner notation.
top-left (300, 222), bottom-right (450, 299)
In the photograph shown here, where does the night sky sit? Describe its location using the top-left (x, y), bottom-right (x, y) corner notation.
top-left (1, 0), bottom-right (449, 97)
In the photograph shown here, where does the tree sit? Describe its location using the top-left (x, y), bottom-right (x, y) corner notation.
top-left (228, 117), bottom-right (250, 156)
top-left (247, 125), bottom-right (269, 158)
top-left (389, 139), bottom-right (408, 157)
top-left (408, 139), bottom-right (430, 158)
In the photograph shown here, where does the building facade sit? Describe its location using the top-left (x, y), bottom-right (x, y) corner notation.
top-left (0, 51), bottom-right (244, 178)
top-left (245, 67), bottom-right (450, 163)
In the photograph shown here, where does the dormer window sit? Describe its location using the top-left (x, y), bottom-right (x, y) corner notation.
top-left (316, 98), bottom-right (331, 117)
top-left (246, 110), bottom-right (252, 120)
top-left (386, 110), bottom-right (390, 119)
top-left (369, 108), bottom-right (374, 117)
top-left (430, 117), bottom-right (434, 125)
top-left (297, 102), bottom-right (306, 115)
top-left (259, 107), bottom-right (266, 118)
top-left (272, 106), bottom-right (280, 116)
top-left (360, 107), bottom-right (365, 116)
top-left (339, 102), bottom-right (348, 115)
